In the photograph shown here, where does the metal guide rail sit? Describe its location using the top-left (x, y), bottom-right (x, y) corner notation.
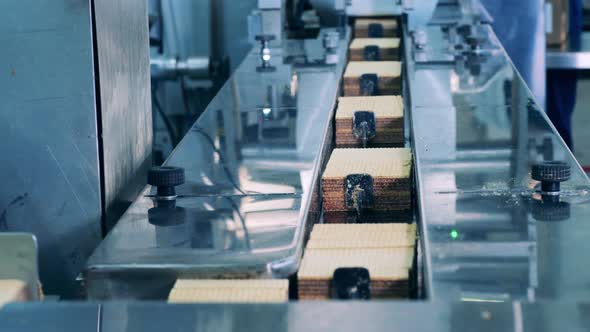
top-left (84, 28), bottom-right (351, 300)
top-left (2, 301), bottom-right (590, 331)
top-left (404, 18), bottom-right (590, 302)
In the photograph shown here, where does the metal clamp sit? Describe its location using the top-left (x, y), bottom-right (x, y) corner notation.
top-left (256, 34), bottom-right (276, 72)
top-left (363, 45), bottom-right (381, 61)
top-left (331, 267), bottom-right (371, 300)
top-left (359, 74), bottom-right (379, 96)
top-left (352, 111), bottom-right (376, 148)
top-left (345, 174), bottom-right (374, 220)
top-left (368, 23), bottom-right (384, 38)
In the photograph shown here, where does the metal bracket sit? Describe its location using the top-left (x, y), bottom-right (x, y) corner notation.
top-left (331, 267), bottom-right (371, 300)
top-left (359, 74), bottom-right (379, 96)
top-left (352, 111), bottom-right (376, 148)
top-left (345, 174), bottom-right (374, 219)
top-left (363, 45), bottom-right (381, 61)
top-left (368, 23), bottom-right (384, 38)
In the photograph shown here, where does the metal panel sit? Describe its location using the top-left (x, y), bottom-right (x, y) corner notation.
top-left (404, 14), bottom-right (590, 302)
top-left (2, 301), bottom-right (590, 331)
top-left (0, 0), bottom-right (102, 298)
top-left (85, 28), bottom-right (350, 299)
top-left (93, 0), bottom-right (153, 229)
top-left (160, 0), bottom-right (212, 57)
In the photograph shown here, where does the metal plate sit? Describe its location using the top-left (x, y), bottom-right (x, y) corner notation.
top-left (93, 0), bottom-right (153, 230)
top-left (85, 28), bottom-right (350, 299)
top-left (2, 301), bottom-right (590, 331)
top-left (0, 0), bottom-right (102, 298)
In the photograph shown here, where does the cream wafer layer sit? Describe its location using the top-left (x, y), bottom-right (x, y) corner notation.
top-left (323, 148), bottom-right (412, 179)
top-left (344, 61), bottom-right (401, 78)
top-left (307, 223), bottom-right (416, 249)
top-left (298, 248), bottom-right (414, 279)
top-left (336, 96), bottom-right (403, 119)
top-left (168, 279), bottom-right (288, 303)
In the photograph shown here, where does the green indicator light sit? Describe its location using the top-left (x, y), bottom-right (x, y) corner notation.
top-left (450, 230), bottom-right (459, 239)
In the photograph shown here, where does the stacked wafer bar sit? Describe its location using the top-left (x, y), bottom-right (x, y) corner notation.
top-left (298, 223), bottom-right (416, 299)
top-left (335, 95), bottom-right (404, 148)
top-left (354, 19), bottom-right (399, 38)
top-left (343, 61), bottom-right (401, 96)
top-left (349, 38), bottom-right (400, 61)
top-left (343, 18), bottom-right (402, 97)
top-left (322, 148), bottom-right (412, 214)
top-left (168, 279), bottom-right (289, 303)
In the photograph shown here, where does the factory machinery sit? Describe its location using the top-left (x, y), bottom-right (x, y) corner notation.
top-left (2, 0), bottom-right (590, 330)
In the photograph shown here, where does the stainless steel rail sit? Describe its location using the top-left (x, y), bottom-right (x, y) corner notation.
top-left (2, 301), bottom-right (590, 331)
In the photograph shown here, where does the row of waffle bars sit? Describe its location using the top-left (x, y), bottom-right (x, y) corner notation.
top-left (300, 16), bottom-right (413, 300)
top-left (167, 17), bottom-right (414, 303)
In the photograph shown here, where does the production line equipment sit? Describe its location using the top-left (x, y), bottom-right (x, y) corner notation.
top-left (0, 0), bottom-right (582, 329)
top-left (78, 0), bottom-right (590, 309)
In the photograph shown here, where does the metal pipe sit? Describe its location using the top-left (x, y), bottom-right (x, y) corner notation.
top-left (150, 55), bottom-right (210, 81)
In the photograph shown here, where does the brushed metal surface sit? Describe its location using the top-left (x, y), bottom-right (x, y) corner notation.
top-left (93, 0), bottom-right (153, 230)
top-left (0, 0), bottom-right (102, 298)
top-left (2, 301), bottom-right (590, 331)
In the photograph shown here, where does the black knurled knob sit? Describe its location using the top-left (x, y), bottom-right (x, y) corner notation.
top-left (148, 166), bottom-right (185, 198)
top-left (531, 161), bottom-right (571, 193)
top-left (531, 200), bottom-right (571, 222)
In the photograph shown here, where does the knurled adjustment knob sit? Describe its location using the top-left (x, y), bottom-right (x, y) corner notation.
top-left (531, 200), bottom-right (571, 222)
top-left (531, 161), bottom-right (571, 194)
top-left (147, 166), bottom-right (185, 199)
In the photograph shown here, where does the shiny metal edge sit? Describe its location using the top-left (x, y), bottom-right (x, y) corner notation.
top-left (2, 301), bottom-right (590, 331)
top-left (402, 18), bottom-right (434, 301)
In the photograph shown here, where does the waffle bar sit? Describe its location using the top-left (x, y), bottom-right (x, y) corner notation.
top-left (322, 148), bottom-right (412, 213)
top-left (349, 38), bottom-right (400, 61)
top-left (168, 279), bottom-right (289, 303)
top-left (343, 61), bottom-right (402, 96)
top-left (335, 96), bottom-right (404, 148)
